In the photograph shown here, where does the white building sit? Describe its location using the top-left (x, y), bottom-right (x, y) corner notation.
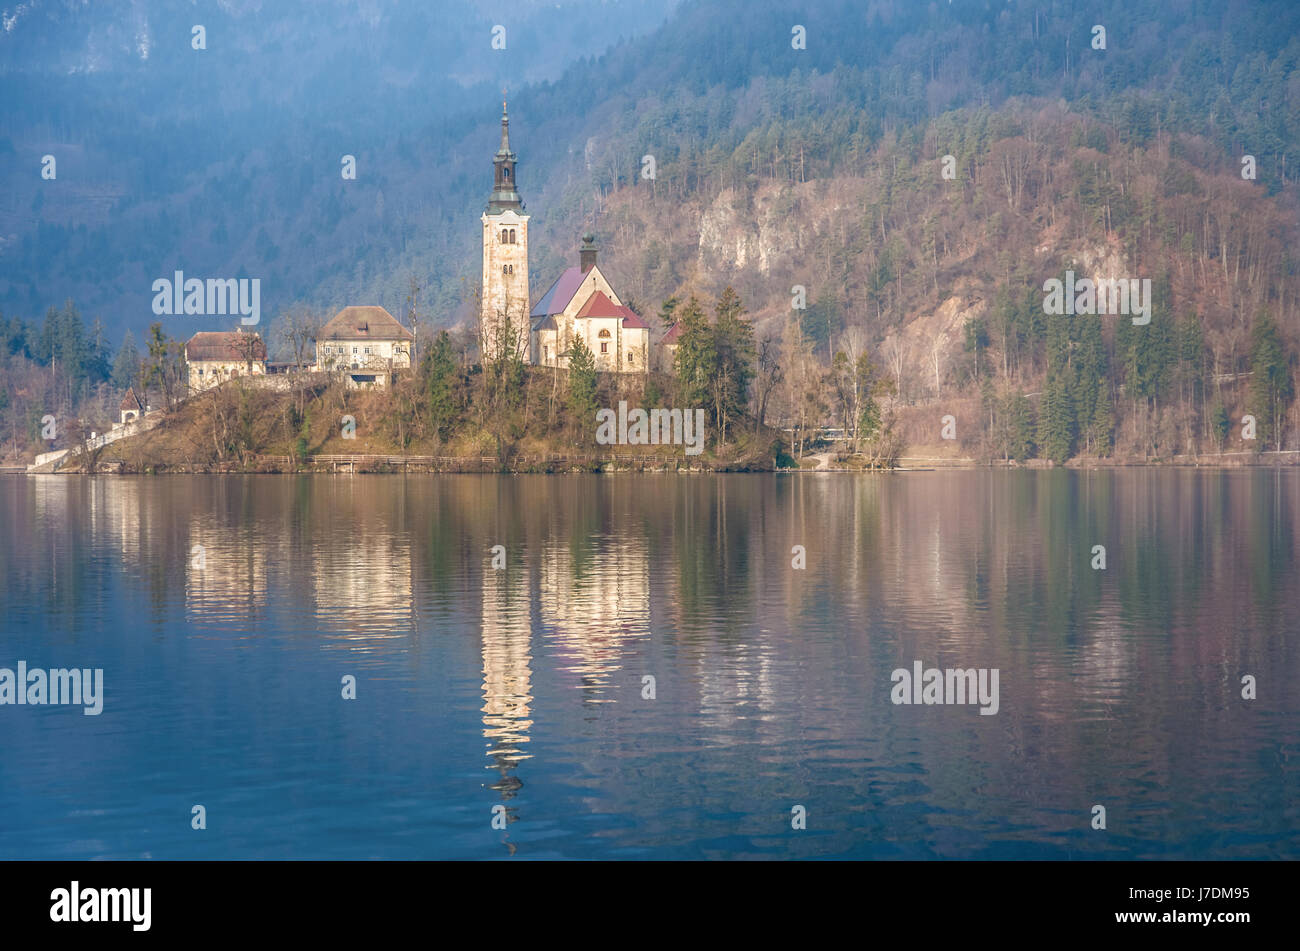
top-left (313, 305), bottom-right (415, 388)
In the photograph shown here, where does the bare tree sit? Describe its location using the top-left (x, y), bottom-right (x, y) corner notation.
top-left (231, 331), bottom-right (266, 375)
top-left (754, 333), bottom-right (783, 432)
top-left (278, 307), bottom-right (321, 416)
top-left (404, 272), bottom-right (426, 358)
top-left (279, 306), bottom-right (321, 372)
top-left (883, 334), bottom-right (906, 402)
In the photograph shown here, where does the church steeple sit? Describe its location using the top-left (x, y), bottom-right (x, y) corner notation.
top-left (499, 98), bottom-right (512, 153)
top-left (480, 98), bottom-right (531, 365)
top-left (488, 99), bottom-right (523, 213)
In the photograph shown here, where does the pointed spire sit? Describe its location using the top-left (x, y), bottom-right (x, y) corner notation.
top-left (487, 98), bottom-right (522, 213)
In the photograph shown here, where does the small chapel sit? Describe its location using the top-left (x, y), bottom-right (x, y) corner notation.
top-left (478, 102), bottom-right (654, 373)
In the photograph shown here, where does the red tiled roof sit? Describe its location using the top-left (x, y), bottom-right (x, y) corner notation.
top-left (119, 387), bottom-right (144, 412)
top-left (319, 305), bottom-right (414, 341)
top-left (575, 290), bottom-right (649, 329)
top-left (618, 305), bottom-right (649, 329)
top-left (184, 331), bottom-right (267, 362)
top-left (575, 290), bottom-right (624, 319)
top-left (660, 321), bottom-right (684, 345)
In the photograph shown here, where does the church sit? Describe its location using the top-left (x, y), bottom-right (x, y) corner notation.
top-left (479, 102), bottom-right (652, 373)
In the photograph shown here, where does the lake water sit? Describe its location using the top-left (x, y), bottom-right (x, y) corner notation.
top-left (1, 471), bottom-right (1296, 859)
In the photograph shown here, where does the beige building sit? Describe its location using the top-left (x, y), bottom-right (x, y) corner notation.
top-left (530, 235), bottom-right (650, 373)
top-left (184, 329), bottom-right (267, 393)
top-left (313, 305), bottom-right (415, 388)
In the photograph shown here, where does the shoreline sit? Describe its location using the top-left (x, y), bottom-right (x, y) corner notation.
top-left (11, 456), bottom-right (1300, 475)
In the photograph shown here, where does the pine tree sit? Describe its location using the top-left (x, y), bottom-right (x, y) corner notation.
top-left (566, 335), bottom-right (598, 444)
top-left (425, 330), bottom-right (458, 444)
top-left (1070, 315), bottom-right (1105, 453)
top-left (671, 296), bottom-right (714, 409)
top-left (1089, 384), bottom-right (1114, 456)
top-left (1038, 375), bottom-right (1074, 464)
top-left (1038, 313), bottom-right (1076, 463)
top-left (112, 331), bottom-right (142, 390)
top-left (1000, 390), bottom-right (1035, 462)
top-left (712, 286), bottom-right (755, 445)
top-left (1247, 310), bottom-right (1293, 450)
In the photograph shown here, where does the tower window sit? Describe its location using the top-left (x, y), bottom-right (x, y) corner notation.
top-left (509, 229), bottom-right (516, 244)
top-left (600, 342), bottom-right (608, 354)
top-left (503, 167), bottom-right (510, 180)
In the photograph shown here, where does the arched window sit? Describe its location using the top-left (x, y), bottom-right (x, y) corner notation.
top-left (598, 329), bottom-right (611, 338)
top-left (503, 167), bottom-right (510, 180)
top-left (509, 229), bottom-right (516, 244)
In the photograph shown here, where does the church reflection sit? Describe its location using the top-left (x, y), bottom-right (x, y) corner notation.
top-left (480, 564), bottom-right (533, 800)
top-left (538, 535), bottom-right (652, 702)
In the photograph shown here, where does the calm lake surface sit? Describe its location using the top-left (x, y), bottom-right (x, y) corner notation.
top-left (1, 471), bottom-right (1296, 860)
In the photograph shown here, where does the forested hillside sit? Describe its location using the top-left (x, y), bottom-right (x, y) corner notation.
top-left (3, 0), bottom-right (1299, 463)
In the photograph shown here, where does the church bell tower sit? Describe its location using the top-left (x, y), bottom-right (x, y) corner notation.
top-left (480, 100), bottom-right (531, 362)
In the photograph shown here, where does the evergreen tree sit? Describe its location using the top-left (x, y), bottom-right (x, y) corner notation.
top-left (566, 335), bottom-right (599, 444)
top-left (1038, 375), bottom-right (1074, 463)
top-left (1070, 315), bottom-right (1107, 454)
top-left (424, 330), bottom-right (458, 444)
top-left (656, 296), bottom-right (679, 335)
top-left (112, 330), bottom-right (141, 390)
top-left (1007, 391), bottom-right (1035, 462)
top-left (1038, 311), bottom-right (1076, 463)
top-left (1247, 310), bottom-right (1293, 450)
top-left (88, 317), bottom-right (111, 383)
top-left (859, 383), bottom-right (882, 441)
top-left (711, 286), bottom-right (755, 445)
top-left (1089, 384), bottom-right (1114, 456)
top-left (671, 296), bottom-right (714, 409)
top-left (1177, 312), bottom-right (1207, 444)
